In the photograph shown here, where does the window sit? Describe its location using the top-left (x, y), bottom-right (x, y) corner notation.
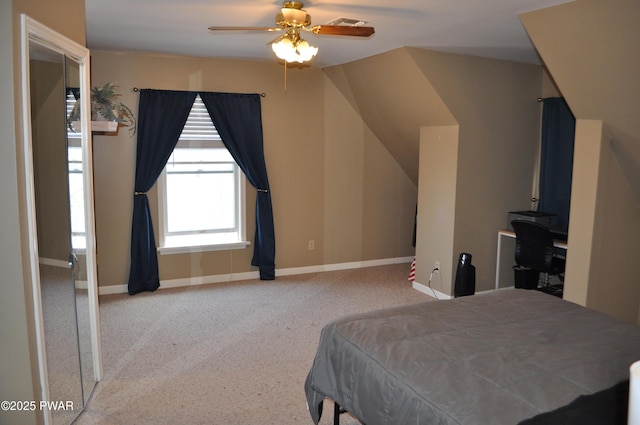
top-left (158, 95), bottom-right (247, 253)
top-left (66, 91), bottom-right (86, 250)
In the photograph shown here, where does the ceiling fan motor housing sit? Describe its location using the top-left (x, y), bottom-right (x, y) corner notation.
top-left (283, 1), bottom-right (304, 10)
top-left (278, 1), bottom-right (311, 27)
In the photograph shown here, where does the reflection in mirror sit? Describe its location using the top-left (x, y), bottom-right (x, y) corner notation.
top-left (65, 54), bottom-right (96, 407)
top-left (30, 42), bottom-right (84, 424)
top-left (24, 16), bottom-right (101, 424)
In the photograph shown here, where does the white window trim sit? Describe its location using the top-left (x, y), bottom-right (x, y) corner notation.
top-left (156, 95), bottom-right (250, 255)
top-left (157, 173), bottom-right (250, 255)
top-left (157, 240), bottom-right (251, 255)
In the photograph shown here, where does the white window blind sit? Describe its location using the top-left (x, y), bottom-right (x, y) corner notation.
top-left (179, 96), bottom-right (221, 141)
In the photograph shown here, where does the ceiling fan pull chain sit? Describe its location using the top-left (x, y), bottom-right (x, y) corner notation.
top-left (284, 61), bottom-right (289, 96)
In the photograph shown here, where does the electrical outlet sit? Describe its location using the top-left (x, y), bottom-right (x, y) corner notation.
top-left (308, 240), bottom-right (315, 250)
top-left (434, 261), bottom-right (440, 271)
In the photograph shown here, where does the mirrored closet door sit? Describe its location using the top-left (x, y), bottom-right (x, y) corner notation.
top-left (21, 16), bottom-right (102, 425)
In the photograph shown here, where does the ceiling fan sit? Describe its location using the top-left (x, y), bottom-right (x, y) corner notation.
top-left (208, 1), bottom-right (375, 64)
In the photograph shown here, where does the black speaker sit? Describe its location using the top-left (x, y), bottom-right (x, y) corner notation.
top-left (454, 252), bottom-right (475, 297)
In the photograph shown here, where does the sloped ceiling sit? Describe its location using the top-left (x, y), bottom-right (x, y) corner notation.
top-left (323, 48), bottom-right (456, 183)
top-left (521, 0), bottom-right (640, 201)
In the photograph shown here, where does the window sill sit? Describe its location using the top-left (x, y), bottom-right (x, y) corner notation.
top-left (158, 240), bottom-right (251, 255)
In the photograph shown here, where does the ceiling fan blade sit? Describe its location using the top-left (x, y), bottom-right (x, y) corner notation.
top-left (208, 26), bottom-right (282, 32)
top-left (266, 34), bottom-right (286, 45)
top-left (311, 25), bottom-right (375, 37)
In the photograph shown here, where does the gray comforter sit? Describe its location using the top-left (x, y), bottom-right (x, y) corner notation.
top-left (304, 289), bottom-right (640, 425)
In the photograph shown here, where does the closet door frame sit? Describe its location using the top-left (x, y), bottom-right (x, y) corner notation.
top-left (20, 14), bottom-right (102, 424)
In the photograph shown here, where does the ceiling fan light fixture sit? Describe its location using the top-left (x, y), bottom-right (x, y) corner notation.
top-left (272, 35), bottom-right (317, 63)
top-left (296, 39), bottom-right (318, 61)
top-left (272, 37), bottom-right (293, 59)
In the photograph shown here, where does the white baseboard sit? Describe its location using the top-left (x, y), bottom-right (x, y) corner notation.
top-left (413, 281), bottom-right (499, 300)
top-left (275, 256), bottom-right (414, 277)
top-left (98, 256), bottom-right (415, 295)
top-left (39, 257), bottom-right (89, 290)
top-left (39, 257), bottom-right (69, 268)
top-left (412, 280), bottom-right (452, 300)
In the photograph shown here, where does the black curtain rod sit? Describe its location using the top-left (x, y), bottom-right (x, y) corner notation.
top-left (132, 87), bottom-right (266, 97)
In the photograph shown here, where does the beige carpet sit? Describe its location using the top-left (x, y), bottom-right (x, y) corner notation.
top-left (75, 263), bottom-right (432, 425)
top-left (40, 264), bottom-right (85, 425)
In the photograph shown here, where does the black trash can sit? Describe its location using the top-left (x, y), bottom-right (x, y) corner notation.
top-left (513, 266), bottom-right (539, 289)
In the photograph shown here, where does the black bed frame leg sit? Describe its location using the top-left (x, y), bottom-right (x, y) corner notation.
top-left (334, 402), bottom-right (341, 425)
top-left (334, 401), bottom-right (365, 425)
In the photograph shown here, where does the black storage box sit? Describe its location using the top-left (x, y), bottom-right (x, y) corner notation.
top-left (508, 210), bottom-right (557, 230)
top-left (513, 266), bottom-right (539, 289)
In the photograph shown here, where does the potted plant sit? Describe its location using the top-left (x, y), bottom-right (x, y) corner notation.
top-left (68, 82), bottom-right (136, 135)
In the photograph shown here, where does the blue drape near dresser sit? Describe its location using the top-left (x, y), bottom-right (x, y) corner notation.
top-left (538, 97), bottom-right (575, 233)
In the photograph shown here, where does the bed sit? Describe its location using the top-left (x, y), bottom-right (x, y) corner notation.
top-left (304, 288), bottom-right (640, 425)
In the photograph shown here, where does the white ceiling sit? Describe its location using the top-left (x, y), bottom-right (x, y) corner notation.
top-left (86, 0), bottom-right (574, 68)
